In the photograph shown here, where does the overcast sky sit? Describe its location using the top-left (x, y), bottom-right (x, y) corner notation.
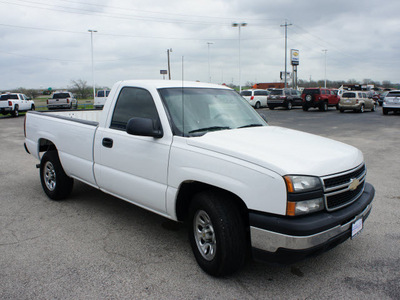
top-left (0, 0), bottom-right (399, 90)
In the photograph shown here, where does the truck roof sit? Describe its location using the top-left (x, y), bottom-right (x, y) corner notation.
top-left (117, 80), bottom-right (232, 90)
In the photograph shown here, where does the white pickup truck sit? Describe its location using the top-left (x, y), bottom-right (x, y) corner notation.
top-left (24, 80), bottom-right (374, 276)
top-left (0, 93), bottom-right (35, 117)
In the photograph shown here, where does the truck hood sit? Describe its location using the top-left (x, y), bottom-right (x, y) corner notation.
top-left (186, 126), bottom-right (363, 177)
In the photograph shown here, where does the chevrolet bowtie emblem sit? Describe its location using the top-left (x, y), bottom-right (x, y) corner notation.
top-left (349, 178), bottom-right (360, 191)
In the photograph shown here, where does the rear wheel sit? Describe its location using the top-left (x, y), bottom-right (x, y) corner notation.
top-left (11, 105), bottom-right (19, 117)
top-left (188, 191), bottom-right (246, 276)
top-left (255, 102), bottom-right (261, 109)
top-left (359, 105), bottom-right (365, 113)
top-left (319, 102), bottom-right (328, 112)
top-left (371, 103), bottom-right (376, 112)
top-left (40, 151), bottom-right (74, 200)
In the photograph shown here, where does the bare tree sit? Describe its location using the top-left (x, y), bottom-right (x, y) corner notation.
top-left (69, 79), bottom-right (92, 99)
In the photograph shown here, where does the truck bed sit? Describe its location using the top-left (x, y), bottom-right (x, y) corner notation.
top-left (25, 110), bottom-right (101, 187)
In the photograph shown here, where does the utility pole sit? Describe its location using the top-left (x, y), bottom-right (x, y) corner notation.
top-left (88, 29), bottom-right (97, 100)
top-left (167, 48), bottom-right (172, 80)
top-left (232, 22), bottom-right (247, 93)
top-left (280, 21), bottom-right (292, 89)
top-left (207, 42), bottom-right (214, 83)
top-left (322, 49), bottom-right (328, 88)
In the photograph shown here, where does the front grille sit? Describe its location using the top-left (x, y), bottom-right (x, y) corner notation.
top-left (322, 164), bottom-right (366, 211)
top-left (324, 164), bottom-right (366, 189)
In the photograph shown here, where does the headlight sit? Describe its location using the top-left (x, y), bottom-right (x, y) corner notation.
top-left (284, 175), bottom-right (324, 216)
top-left (286, 198), bottom-right (324, 216)
top-left (284, 175), bottom-right (321, 193)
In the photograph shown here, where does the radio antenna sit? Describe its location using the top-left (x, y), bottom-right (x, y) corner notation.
top-left (181, 56), bottom-right (185, 137)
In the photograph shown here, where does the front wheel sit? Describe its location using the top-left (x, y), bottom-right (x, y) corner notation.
top-left (359, 105), bottom-right (365, 113)
top-left (40, 151), bottom-right (74, 200)
top-left (319, 102), bottom-right (328, 112)
top-left (286, 101), bottom-right (293, 110)
top-left (188, 191), bottom-right (246, 276)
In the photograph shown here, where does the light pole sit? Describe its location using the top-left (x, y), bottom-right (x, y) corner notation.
top-left (322, 49), bottom-right (328, 88)
top-left (167, 48), bottom-right (172, 80)
top-left (207, 42), bottom-right (214, 83)
top-left (88, 29), bottom-right (97, 100)
top-left (280, 21), bottom-right (292, 89)
top-left (232, 22), bottom-right (247, 93)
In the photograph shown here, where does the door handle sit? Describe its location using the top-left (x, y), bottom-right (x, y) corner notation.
top-left (102, 138), bottom-right (113, 148)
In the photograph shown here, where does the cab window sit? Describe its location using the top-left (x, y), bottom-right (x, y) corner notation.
top-left (110, 87), bottom-right (160, 131)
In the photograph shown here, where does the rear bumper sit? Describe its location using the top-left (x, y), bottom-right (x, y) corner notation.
top-left (249, 182), bottom-right (374, 263)
top-left (0, 107), bottom-right (12, 112)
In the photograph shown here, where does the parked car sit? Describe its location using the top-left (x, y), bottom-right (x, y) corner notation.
top-left (47, 91), bottom-right (77, 110)
top-left (94, 89), bottom-right (110, 109)
top-left (267, 88), bottom-right (302, 110)
top-left (301, 88), bottom-right (340, 111)
top-left (240, 89), bottom-right (269, 109)
top-left (382, 90), bottom-right (400, 115)
top-left (0, 93), bottom-right (35, 117)
top-left (24, 80), bottom-right (374, 276)
top-left (339, 91), bottom-right (376, 113)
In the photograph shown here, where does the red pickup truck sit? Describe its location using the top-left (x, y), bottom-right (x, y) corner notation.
top-left (301, 88), bottom-right (340, 111)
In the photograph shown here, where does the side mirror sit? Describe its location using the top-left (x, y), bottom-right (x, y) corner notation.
top-left (126, 117), bottom-right (163, 138)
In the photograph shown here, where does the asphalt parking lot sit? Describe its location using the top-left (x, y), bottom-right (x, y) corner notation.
top-left (1, 106), bottom-right (399, 299)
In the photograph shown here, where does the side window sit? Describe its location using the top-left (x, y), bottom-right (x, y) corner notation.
top-left (110, 87), bottom-right (160, 130)
top-left (321, 90), bottom-right (326, 95)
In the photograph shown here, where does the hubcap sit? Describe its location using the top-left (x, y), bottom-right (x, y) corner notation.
top-left (194, 210), bottom-right (216, 261)
top-left (44, 161), bottom-right (56, 191)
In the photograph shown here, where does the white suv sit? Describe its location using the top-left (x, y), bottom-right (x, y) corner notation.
top-left (240, 89), bottom-right (270, 109)
top-left (382, 90), bottom-right (400, 115)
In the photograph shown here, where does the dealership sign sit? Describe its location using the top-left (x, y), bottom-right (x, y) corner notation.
top-left (291, 49), bottom-right (299, 65)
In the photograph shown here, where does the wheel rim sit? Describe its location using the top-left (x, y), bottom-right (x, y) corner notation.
top-left (194, 210), bottom-right (216, 261)
top-left (44, 161), bottom-right (56, 191)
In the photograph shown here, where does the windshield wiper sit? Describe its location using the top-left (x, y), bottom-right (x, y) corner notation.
top-left (238, 124), bottom-right (264, 129)
top-left (188, 126), bottom-right (231, 134)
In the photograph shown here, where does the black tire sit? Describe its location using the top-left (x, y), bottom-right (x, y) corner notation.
top-left (286, 101), bottom-right (293, 110)
top-left (31, 104), bottom-right (35, 111)
top-left (188, 191), bottom-right (246, 277)
top-left (255, 102), bottom-right (261, 109)
top-left (319, 102), bottom-right (328, 112)
top-left (336, 104), bottom-right (339, 110)
top-left (11, 105), bottom-right (19, 117)
top-left (40, 151), bottom-right (74, 200)
top-left (359, 105), bottom-right (365, 113)
top-left (383, 108), bottom-right (388, 115)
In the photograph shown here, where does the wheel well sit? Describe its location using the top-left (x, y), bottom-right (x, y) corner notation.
top-left (38, 139), bottom-right (57, 153)
top-left (175, 181), bottom-right (249, 227)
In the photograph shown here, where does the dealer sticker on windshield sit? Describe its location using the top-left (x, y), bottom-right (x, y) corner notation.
top-left (351, 218), bottom-right (363, 239)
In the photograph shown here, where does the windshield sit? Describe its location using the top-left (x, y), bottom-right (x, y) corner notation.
top-left (0, 94), bottom-right (18, 100)
top-left (342, 92), bottom-right (356, 98)
top-left (387, 91), bottom-right (400, 97)
top-left (240, 91), bottom-right (252, 96)
top-left (158, 88), bottom-right (267, 137)
top-left (53, 93), bottom-right (70, 99)
top-left (302, 89), bottom-right (320, 95)
top-left (270, 90), bottom-right (283, 95)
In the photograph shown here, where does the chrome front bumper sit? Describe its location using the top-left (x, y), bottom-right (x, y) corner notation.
top-left (250, 203), bottom-right (372, 253)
